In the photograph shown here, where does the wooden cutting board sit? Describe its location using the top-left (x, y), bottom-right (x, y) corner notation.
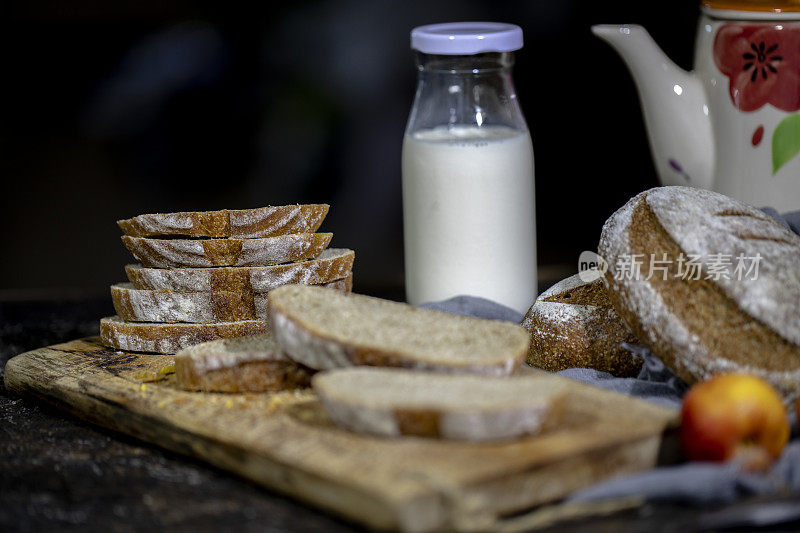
top-left (4, 337), bottom-right (677, 532)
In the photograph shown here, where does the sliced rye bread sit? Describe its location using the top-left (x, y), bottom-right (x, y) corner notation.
top-left (598, 186), bottom-right (800, 403)
top-left (122, 233), bottom-right (332, 268)
top-left (268, 285), bottom-right (529, 375)
top-left (125, 248), bottom-right (354, 293)
top-left (174, 335), bottom-right (314, 392)
top-left (118, 204), bottom-right (329, 238)
top-left (313, 367), bottom-right (565, 441)
top-left (522, 272), bottom-right (641, 376)
top-left (111, 274), bottom-right (353, 323)
top-left (100, 316), bottom-right (269, 354)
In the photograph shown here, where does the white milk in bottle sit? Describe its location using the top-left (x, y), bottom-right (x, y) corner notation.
top-left (402, 125), bottom-right (535, 312)
top-left (403, 23), bottom-right (537, 312)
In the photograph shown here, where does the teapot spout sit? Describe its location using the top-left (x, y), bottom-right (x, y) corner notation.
top-left (592, 24), bottom-right (713, 189)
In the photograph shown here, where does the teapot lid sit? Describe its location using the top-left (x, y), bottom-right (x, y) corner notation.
top-left (702, 0), bottom-right (800, 12)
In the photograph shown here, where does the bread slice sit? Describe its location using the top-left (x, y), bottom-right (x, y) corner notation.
top-left (174, 335), bottom-right (314, 392)
top-left (599, 186), bottom-right (800, 403)
top-left (122, 233), bottom-right (332, 268)
top-left (522, 273), bottom-right (640, 376)
top-left (268, 285), bottom-right (529, 375)
top-left (100, 316), bottom-right (269, 354)
top-left (111, 274), bottom-right (353, 323)
top-left (117, 205), bottom-right (329, 238)
top-left (313, 367), bottom-right (565, 441)
top-left (125, 248), bottom-right (354, 293)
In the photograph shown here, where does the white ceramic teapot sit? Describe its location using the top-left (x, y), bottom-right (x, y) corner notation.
top-left (593, 0), bottom-right (800, 210)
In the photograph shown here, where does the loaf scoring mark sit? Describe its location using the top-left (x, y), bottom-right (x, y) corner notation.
top-left (714, 209), bottom-right (770, 221)
top-left (735, 232), bottom-right (797, 246)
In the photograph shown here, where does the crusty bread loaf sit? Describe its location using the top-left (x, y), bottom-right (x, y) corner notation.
top-left (313, 367), bottom-right (565, 441)
top-left (522, 273), bottom-right (641, 376)
top-left (111, 274), bottom-right (353, 323)
top-left (122, 233), bottom-right (332, 268)
top-left (174, 335), bottom-right (314, 392)
top-left (118, 205), bottom-right (329, 238)
top-left (268, 285), bottom-right (529, 375)
top-left (599, 186), bottom-right (800, 403)
top-left (125, 248), bottom-right (354, 293)
top-left (100, 316), bottom-right (269, 354)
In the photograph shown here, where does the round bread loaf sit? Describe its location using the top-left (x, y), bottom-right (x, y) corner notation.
top-left (598, 186), bottom-right (800, 404)
top-left (522, 273), bottom-right (641, 376)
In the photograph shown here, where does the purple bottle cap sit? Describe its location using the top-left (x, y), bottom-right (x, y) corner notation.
top-left (410, 22), bottom-right (523, 55)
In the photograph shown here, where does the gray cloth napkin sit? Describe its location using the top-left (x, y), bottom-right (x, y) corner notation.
top-left (761, 207), bottom-right (800, 235)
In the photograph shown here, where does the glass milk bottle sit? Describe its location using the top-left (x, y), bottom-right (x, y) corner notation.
top-left (402, 22), bottom-right (536, 313)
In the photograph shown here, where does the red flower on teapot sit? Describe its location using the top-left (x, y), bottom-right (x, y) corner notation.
top-left (714, 23), bottom-right (800, 112)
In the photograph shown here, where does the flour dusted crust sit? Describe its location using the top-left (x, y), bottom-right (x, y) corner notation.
top-left (100, 316), bottom-right (269, 354)
top-left (268, 285), bottom-right (529, 376)
top-left (645, 187), bottom-right (800, 345)
top-left (174, 335), bottom-right (314, 392)
top-left (521, 274), bottom-right (640, 376)
top-left (117, 205), bottom-right (329, 238)
top-left (598, 186), bottom-right (800, 403)
top-left (313, 367), bottom-right (565, 442)
top-left (111, 274), bottom-right (353, 323)
top-left (125, 248), bottom-right (354, 293)
top-left (122, 233), bottom-right (332, 268)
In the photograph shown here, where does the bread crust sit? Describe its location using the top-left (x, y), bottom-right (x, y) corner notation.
top-left (125, 248), bottom-right (354, 293)
top-left (100, 316), bottom-right (269, 354)
top-left (122, 233), bottom-right (332, 268)
top-left (117, 205), bottom-right (329, 238)
top-left (111, 274), bottom-right (353, 324)
top-left (522, 274), bottom-right (640, 376)
top-left (598, 186), bottom-right (800, 403)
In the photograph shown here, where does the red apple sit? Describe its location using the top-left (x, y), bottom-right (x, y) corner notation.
top-left (681, 374), bottom-right (789, 470)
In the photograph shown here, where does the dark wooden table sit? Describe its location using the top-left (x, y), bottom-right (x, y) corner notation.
top-left (2, 296), bottom-right (799, 532)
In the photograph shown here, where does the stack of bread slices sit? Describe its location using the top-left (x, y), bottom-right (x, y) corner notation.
top-left (100, 205), bottom-right (354, 354)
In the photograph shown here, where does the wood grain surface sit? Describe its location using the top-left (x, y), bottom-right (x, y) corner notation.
top-left (4, 337), bottom-right (677, 532)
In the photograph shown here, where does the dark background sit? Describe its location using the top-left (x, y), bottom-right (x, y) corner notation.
top-left (0, 0), bottom-right (699, 297)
